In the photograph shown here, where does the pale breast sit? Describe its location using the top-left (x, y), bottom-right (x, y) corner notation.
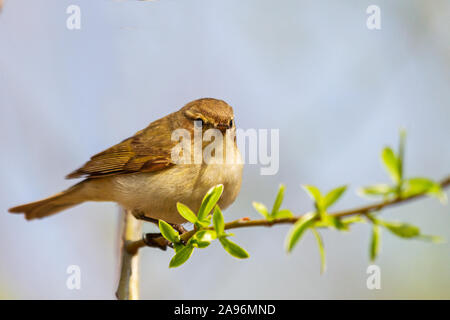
top-left (109, 146), bottom-right (243, 224)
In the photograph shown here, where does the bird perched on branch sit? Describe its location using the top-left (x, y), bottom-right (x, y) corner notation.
top-left (9, 98), bottom-right (243, 225)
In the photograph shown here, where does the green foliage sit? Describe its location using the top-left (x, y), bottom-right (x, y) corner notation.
top-left (403, 178), bottom-right (447, 203)
top-left (176, 203), bottom-right (197, 224)
top-left (159, 220), bottom-right (181, 244)
top-left (311, 228), bottom-right (326, 274)
top-left (167, 189), bottom-right (249, 268)
top-left (219, 237), bottom-right (250, 259)
top-left (271, 184), bottom-right (285, 216)
top-left (169, 245), bottom-right (194, 268)
top-left (252, 202), bottom-right (269, 219)
top-left (284, 184), bottom-right (348, 266)
top-left (161, 130), bottom-right (446, 272)
top-left (252, 184), bottom-right (293, 221)
top-left (302, 184), bottom-right (347, 215)
top-left (380, 129), bottom-right (406, 187)
top-left (417, 235), bottom-right (444, 243)
top-left (198, 184), bottom-right (223, 222)
top-left (379, 220), bottom-right (420, 238)
top-left (341, 215), bottom-right (365, 226)
top-left (362, 130), bottom-right (444, 203)
top-left (323, 186), bottom-right (347, 209)
top-left (285, 212), bottom-right (316, 252)
top-left (302, 185), bottom-right (323, 208)
top-left (322, 215), bottom-right (348, 230)
top-left (158, 220), bottom-right (194, 268)
top-left (299, 184), bottom-right (348, 228)
top-left (370, 223), bottom-right (381, 262)
top-left (175, 184), bottom-right (224, 230)
top-left (188, 230), bottom-right (217, 248)
top-left (282, 130), bottom-right (445, 271)
top-left (213, 206), bottom-right (249, 259)
top-left (359, 184), bottom-right (396, 197)
top-left (382, 147), bottom-right (401, 185)
top-left (213, 205), bottom-right (225, 235)
top-left (275, 209), bottom-right (295, 219)
top-left (376, 219), bottom-right (443, 243)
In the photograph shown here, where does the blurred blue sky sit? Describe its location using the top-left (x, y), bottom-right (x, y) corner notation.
top-left (0, 0), bottom-right (449, 299)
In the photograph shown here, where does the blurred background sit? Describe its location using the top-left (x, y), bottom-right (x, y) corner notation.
top-left (1, 0), bottom-right (449, 299)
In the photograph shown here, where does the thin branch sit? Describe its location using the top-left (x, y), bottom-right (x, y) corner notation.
top-left (332, 176), bottom-right (450, 218)
top-left (129, 176), bottom-right (450, 251)
top-left (116, 209), bottom-right (142, 300)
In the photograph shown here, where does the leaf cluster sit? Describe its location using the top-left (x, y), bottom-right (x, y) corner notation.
top-left (159, 185), bottom-right (249, 268)
top-left (158, 130), bottom-right (446, 272)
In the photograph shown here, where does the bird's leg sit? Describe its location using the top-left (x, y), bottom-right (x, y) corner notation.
top-left (135, 210), bottom-right (188, 235)
top-left (142, 233), bottom-right (171, 251)
top-left (134, 211), bottom-right (188, 249)
top-left (132, 211), bottom-right (167, 250)
top-left (134, 211), bottom-right (159, 225)
top-left (142, 223), bottom-right (187, 248)
top-left (171, 223), bottom-right (188, 235)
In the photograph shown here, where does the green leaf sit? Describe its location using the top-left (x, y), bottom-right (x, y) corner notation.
top-left (189, 230), bottom-right (217, 248)
top-left (341, 215), bottom-right (365, 228)
top-left (176, 202), bottom-right (198, 224)
top-left (212, 205), bottom-right (225, 235)
top-left (273, 209), bottom-right (294, 219)
top-left (379, 221), bottom-right (420, 238)
top-left (428, 184), bottom-right (448, 204)
top-left (378, 219), bottom-right (444, 243)
top-left (192, 241), bottom-right (210, 249)
top-left (404, 177), bottom-right (434, 195)
top-left (323, 215), bottom-right (347, 230)
top-left (252, 202), bottom-right (270, 219)
top-left (370, 224), bottom-right (381, 262)
top-left (188, 238), bottom-right (209, 249)
top-left (381, 147), bottom-right (400, 184)
top-left (314, 215), bottom-right (344, 229)
top-left (311, 228), bottom-right (326, 274)
top-left (158, 220), bottom-right (180, 244)
top-left (302, 185), bottom-right (324, 215)
top-left (196, 229), bottom-right (217, 241)
top-left (219, 237), bottom-right (249, 259)
top-left (173, 242), bottom-right (184, 253)
top-left (323, 185), bottom-right (347, 209)
top-left (271, 184), bottom-right (286, 216)
top-left (196, 218), bottom-right (212, 228)
top-left (403, 178), bottom-right (447, 203)
top-left (169, 245), bottom-right (194, 268)
top-left (417, 235), bottom-right (445, 244)
top-left (285, 212), bottom-right (316, 253)
top-left (302, 185), bottom-right (323, 205)
top-left (198, 184), bottom-right (224, 221)
top-left (359, 184), bottom-right (396, 197)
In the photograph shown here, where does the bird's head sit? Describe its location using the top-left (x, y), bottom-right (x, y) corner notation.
top-left (181, 98), bottom-right (235, 131)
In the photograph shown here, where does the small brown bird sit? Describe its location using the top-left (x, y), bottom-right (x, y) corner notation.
top-left (9, 98), bottom-right (243, 224)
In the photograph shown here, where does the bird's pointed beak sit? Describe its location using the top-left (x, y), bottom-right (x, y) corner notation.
top-left (215, 123), bottom-right (230, 132)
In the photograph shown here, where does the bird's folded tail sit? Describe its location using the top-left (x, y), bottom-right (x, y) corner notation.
top-left (8, 182), bottom-right (86, 220)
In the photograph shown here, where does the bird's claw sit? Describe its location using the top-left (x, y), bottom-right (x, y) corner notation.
top-left (142, 233), bottom-right (169, 251)
top-left (171, 224), bottom-right (188, 235)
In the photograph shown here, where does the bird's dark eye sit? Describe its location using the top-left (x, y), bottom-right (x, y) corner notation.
top-left (229, 119), bottom-right (234, 127)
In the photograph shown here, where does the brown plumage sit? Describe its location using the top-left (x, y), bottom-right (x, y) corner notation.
top-left (9, 98), bottom-right (243, 223)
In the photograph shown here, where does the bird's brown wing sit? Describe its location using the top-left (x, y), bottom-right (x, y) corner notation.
top-left (66, 117), bottom-right (179, 179)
